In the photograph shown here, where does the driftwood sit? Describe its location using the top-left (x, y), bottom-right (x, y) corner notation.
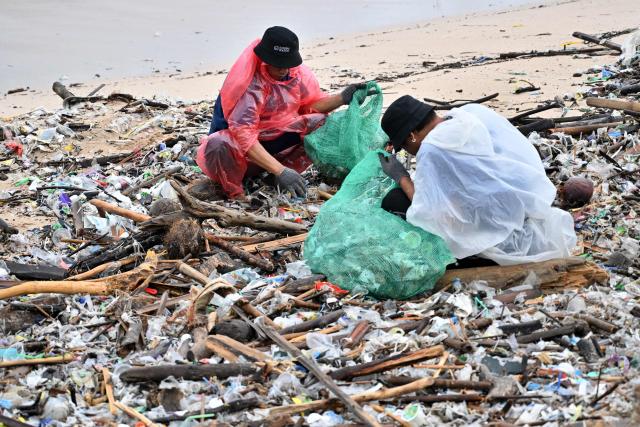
top-left (0, 353), bottom-right (75, 368)
top-left (4, 261), bottom-right (66, 280)
top-left (381, 377), bottom-right (493, 391)
top-left (90, 199), bottom-right (151, 222)
top-left (509, 101), bottom-right (563, 123)
top-left (68, 256), bottom-right (138, 280)
top-left (278, 309), bottom-right (344, 335)
top-left (269, 375), bottom-right (460, 417)
top-left (517, 322), bottom-right (588, 344)
top-left (518, 118), bottom-right (555, 135)
top-left (329, 346), bottom-right (445, 381)
top-left (151, 397), bottom-right (261, 423)
top-left (620, 83), bottom-right (640, 96)
top-left (254, 317), bottom-right (381, 427)
top-left (586, 97), bottom-right (640, 113)
top-left (572, 31), bottom-right (622, 52)
top-left (206, 233), bottom-right (275, 271)
top-left (170, 180), bottom-right (307, 234)
top-left (240, 233), bottom-right (308, 253)
top-left (549, 122), bottom-right (622, 135)
top-left (423, 93), bottom-right (499, 110)
top-left (122, 165), bottom-right (182, 196)
top-left (0, 252), bottom-right (157, 300)
top-left (119, 363), bottom-right (259, 383)
top-left (437, 257), bottom-right (608, 291)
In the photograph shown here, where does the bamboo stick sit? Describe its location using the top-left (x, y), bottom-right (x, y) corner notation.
top-left (102, 368), bottom-right (117, 415)
top-left (0, 353), bottom-right (75, 368)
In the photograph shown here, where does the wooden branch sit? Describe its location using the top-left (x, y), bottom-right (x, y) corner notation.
top-left (255, 317), bottom-right (381, 427)
top-left (209, 335), bottom-right (270, 361)
top-left (0, 353), bottom-right (75, 368)
top-left (114, 401), bottom-right (159, 427)
top-left (151, 397), bottom-right (260, 423)
top-left (381, 376), bottom-right (493, 391)
top-left (170, 180), bottom-right (307, 234)
top-left (119, 363), bottom-right (259, 383)
top-left (329, 345), bottom-right (444, 381)
top-left (549, 122), bottom-right (622, 135)
top-left (270, 373), bottom-right (451, 417)
top-left (90, 199), bottom-right (151, 222)
top-left (206, 233), bottom-right (275, 271)
top-left (204, 338), bottom-right (239, 362)
top-left (240, 233), bottom-right (308, 253)
top-left (122, 165), bottom-right (182, 196)
top-left (0, 281), bottom-right (109, 300)
top-left (572, 31), bottom-right (622, 52)
top-left (586, 97), bottom-right (640, 113)
top-left (278, 309), bottom-right (344, 335)
top-left (429, 93), bottom-right (499, 110)
top-left (0, 252), bottom-right (157, 300)
top-left (437, 257), bottom-right (608, 291)
top-left (68, 256), bottom-right (138, 280)
top-left (102, 368), bottom-right (117, 415)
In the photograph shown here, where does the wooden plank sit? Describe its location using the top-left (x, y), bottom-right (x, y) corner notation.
top-left (240, 233), bottom-right (308, 253)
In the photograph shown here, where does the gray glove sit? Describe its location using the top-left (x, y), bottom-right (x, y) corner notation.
top-left (276, 167), bottom-right (307, 197)
top-left (378, 153), bottom-right (409, 184)
top-left (341, 82), bottom-right (367, 104)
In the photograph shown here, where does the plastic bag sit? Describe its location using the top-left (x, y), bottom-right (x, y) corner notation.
top-left (407, 104), bottom-right (576, 265)
top-left (304, 81), bottom-right (388, 180)
top-left (620, 29), bottom-right (640, 67)
top-left (304, 151), bottom-right (454, 300)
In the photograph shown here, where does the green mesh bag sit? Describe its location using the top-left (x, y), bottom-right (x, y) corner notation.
top-left (304, 81), bottom-right (388, 180)
top-left (304, 151), bottom-right (455, 300)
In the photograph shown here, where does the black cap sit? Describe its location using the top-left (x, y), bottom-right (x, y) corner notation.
top-left (381, 95), bottom-right (434, 151)
top-left (253, 26), bottom-right (303, 68)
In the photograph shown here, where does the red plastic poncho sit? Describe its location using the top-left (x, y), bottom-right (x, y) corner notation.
top-left (197, 39), bottom-right (328, 197)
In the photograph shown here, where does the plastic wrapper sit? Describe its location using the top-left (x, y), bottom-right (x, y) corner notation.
top-left (304, 151), bottom-right (454, 300)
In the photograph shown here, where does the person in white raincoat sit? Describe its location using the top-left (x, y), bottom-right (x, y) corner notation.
top-left (377, 95), bottom-right (577, 265)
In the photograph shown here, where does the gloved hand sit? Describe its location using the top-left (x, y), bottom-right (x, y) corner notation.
top-left (275, 167), bottom-right (307, 197)
top-left (341, 82), bottom-right (368, 104)
top-left (378, 153), bottom-right (410, 184)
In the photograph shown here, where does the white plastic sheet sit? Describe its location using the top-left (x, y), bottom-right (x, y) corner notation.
top-left (407, 104), bottom-right (576, 265)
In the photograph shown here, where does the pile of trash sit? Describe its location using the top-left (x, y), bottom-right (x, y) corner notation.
top-left (0, 29), bottom-right (638, 427)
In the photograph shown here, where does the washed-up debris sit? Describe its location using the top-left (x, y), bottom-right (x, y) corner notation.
top-left (0, 28), bottom-right (638, 427)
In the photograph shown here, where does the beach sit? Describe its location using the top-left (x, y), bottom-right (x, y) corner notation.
top-left (2, 0), bottom-right (637, 117)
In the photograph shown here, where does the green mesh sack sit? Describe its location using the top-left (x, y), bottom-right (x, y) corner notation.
top-left (304, 151), bottom-right (455, 300)
top-left (304, 81), bottom-right (388, 180)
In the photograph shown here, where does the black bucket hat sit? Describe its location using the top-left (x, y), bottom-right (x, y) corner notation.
top-left (381, 95), bottom-right (434, 151)
top-left (253, 26), bottom-right (303, 68)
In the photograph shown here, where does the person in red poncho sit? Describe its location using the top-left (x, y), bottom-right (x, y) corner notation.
top-left (197, 26), bottom-right (365, 198)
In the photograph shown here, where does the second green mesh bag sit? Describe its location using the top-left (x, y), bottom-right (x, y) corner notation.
top-left (304, 81), bottom-right (387, 180)
top-left (304, 151), bottom-right (455, 300)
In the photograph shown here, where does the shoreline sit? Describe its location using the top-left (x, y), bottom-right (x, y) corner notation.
top-left (0, 0), bottom-right (600, 118)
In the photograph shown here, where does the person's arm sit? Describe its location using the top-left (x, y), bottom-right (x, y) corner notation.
top-left (398, 176), bottom-right (415, 201)
top-left (308, 83), bottom-right (368, 113)
top-left (246, 143), bottom-right (284, 175)
top-left (310, 94), bottom-right (343, 114)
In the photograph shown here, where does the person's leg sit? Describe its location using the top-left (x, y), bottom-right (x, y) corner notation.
top-left (381, 187), bottom-right (411, 220)
top-left (245, 133), bottom-right (304, 177)
top-left (208, 95), bottom-right (228, 135)
top-left (196, 135), bottom-right (247, 198)
top-left (262, 132), bottom-right (301, 155)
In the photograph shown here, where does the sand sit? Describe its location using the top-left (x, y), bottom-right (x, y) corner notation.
top-left (1, 0), bottom-right (637, 119)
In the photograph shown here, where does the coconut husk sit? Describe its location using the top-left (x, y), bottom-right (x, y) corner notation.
top-left (187, 177), bottom-right (224, 201)
top-left (148, 198), bottom-right (181, 217)
top-left (164, 219), bottom-right (205, 259)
